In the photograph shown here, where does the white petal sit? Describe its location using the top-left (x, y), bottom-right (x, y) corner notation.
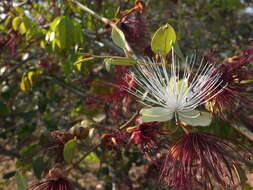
top-left (140, 107), bottom-right (174, 122)
top-left (178, 110), bottom-right (212, 126)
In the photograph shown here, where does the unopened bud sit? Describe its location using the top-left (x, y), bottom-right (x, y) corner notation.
top-left (69, 125), bottom-right (89, 139)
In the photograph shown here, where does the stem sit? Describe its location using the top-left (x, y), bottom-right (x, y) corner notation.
top-left (119, 110), bottom-right (139, 130)
top-left (70, 0), bottom-right (136, 58)
top-left (71, 0), bottom-right (112, 25)
top-left (67, 143), bottom-right (101, 172)
top-left (231, 123), bottom-right (253, 142)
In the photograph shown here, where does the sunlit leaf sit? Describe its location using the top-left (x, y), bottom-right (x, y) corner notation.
top-left (151, 23), bottom-right (176, 56)
top-left (85, 152), bottom-right (100, 163)
top-left (20, 76), bottom-right (31, 92)
top-left (12, 16), bottom-right (22, 31)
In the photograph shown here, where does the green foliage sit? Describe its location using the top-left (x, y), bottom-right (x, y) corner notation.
top-left (46, 16), bottom-right (84, 50)
top-left (111, 26), bottom-right (129, 50)
top-left (63, 139), bottom-right (78, 164)
top-left (151, 24), bottom-right (176, 56)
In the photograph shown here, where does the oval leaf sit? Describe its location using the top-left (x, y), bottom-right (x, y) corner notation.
top-left (151, 24), bottom-right (176, 56)
top-left (63, 139), bottom-right (78, 164)
top-left (111, 26), bottom-right (128, 50)
top-left (12, 16), bottom-right (22, 31)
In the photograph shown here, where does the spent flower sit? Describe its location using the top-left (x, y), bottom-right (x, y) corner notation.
top-left (206, 46), bottom-right (253, 127)
top-left (160, 132), bottom-right (245, 190)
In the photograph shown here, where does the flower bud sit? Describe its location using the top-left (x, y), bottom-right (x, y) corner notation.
top-left (69, 125), bottom-right (89, 140)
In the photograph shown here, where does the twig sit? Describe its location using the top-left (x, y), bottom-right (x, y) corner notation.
top-left (119, 110), bottom-right (139, 130)
top-left (231, 123), bottom-right (253, 142)
top-left (70, 0), bottom-right (136, 58)
top-left (67, 143), bottom-right (101, 172)
top-left (71, 0), bottom-right (112, 25)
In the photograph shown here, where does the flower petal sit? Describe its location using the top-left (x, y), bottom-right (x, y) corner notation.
top-left (140, 107), bottom-right (174, 122)
top-left (178, 110), bottom-right (212, 126)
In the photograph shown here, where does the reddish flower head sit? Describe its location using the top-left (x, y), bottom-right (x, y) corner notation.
top-left (26, 167), bottom-right (74, 190)
top-left (160, 132), bottom-right (246, 190)
top-left (101, 130), bottom-right (128, 160)
top-left (88, 66), bottom-right (136, 122)
top-left (117, 1), bottom-right (150, 54)
top-left (206, 47), bottom-right (253, 127)
top-left (127, 121), bottom-right (167, 157)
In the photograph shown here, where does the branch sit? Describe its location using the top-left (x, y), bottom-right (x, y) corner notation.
top-left (231, 123), bottom-right (253, 142)
top-left (67, 142), bottom-right (101, 172)
top-left (119, 110), bottom-right (139, 130)
top-left (70, 0), bottom-right (136, 58)
top-left (71, 0), bottom-right (112, 26)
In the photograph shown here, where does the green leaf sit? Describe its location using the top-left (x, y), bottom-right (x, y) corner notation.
top-left (85, 152), bottom-right (100, 163)
top-left (140, 107), bottom-right (174, 122)
top-left (63, 139), bottom-right (78, 164)
top-left (111, 26), bottom-right (128, 50)
top-left (12, 16), bottom-right (22, 31)
top-left (104, 57), bottom-right (137, 66)
top-left (20, 76), bottom-right (31, 92)
top-left (32, 157), bottom-right (44, 179)
top-left (178, 110), bottom-right (212, 126)
top-left (0, 102), bottom-right (10, 116)
top-left (48, 16), bottom-right (83, 50)
top-left (151, 23), bottom-right (176, 56)
top-left (19, 22), bottom-right (27, 34)
top-left (16, 172), bottom-right (27, 190)
top-left (27, 71), bottom-right (41, 86)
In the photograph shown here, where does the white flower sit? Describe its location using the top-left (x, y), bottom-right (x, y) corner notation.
top-left (129, 50), bottom-right (226, 126)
